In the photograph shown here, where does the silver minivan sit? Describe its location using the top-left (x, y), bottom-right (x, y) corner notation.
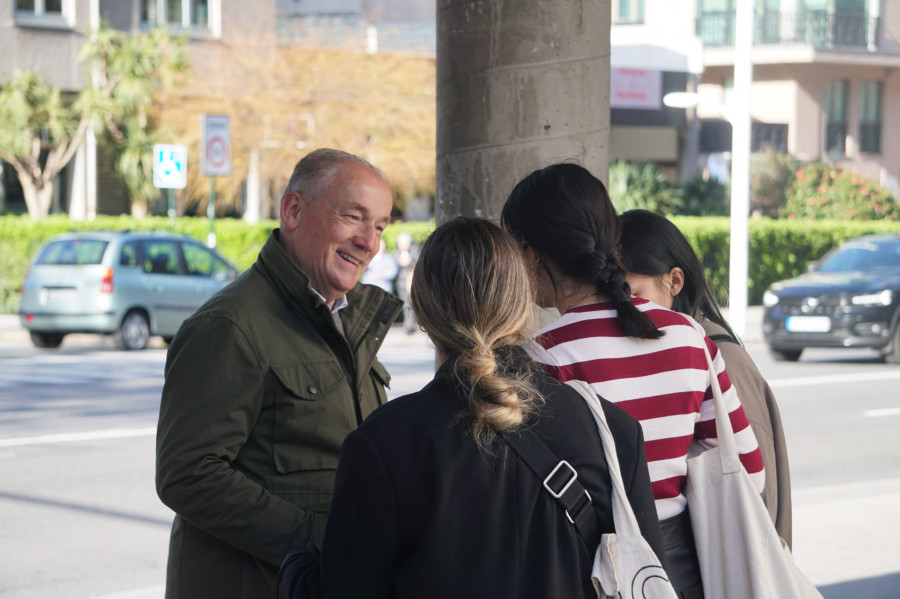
top-left (19, 231), bottom-right (239, 350)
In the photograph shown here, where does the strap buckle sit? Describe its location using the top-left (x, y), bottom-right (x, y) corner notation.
top-left (543, 460), bottom-right (578, 499)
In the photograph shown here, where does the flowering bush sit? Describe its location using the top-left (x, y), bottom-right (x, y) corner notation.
top-left (783, 163), bottom-right (900, 220)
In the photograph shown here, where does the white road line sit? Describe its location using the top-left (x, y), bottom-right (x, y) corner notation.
top-left (864, 407), bottom-right (900, 418)
top-left (0, 427), bottom-right (156, 448)
top-left (768, 370), bottom-right (900, 389)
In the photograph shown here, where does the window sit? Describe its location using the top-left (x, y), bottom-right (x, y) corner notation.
top-left (142, 0), bottom-right (211, 30)
top-left (182, 243), bottom-right (232, 279)
top-left (825, 79), bottom-right (848, 158)
top-left (37, 239), bottom-right (108, 266)
top-left (614, 0), bottom-right (644, 24)
top-left (858, 80), bottom-right (882, 153)
top-left (15, 0), bottom-right (61, 15)
top-left (141, 241), bottom-right (182, 275)
top-left (14, 0), bottom-right (73, 26)
top-left (751, 123), bottom-right (788, 152)
top-left (801, 0), bottom-right (872, 47)
top-left (120, 243), bottom-right (139, 267)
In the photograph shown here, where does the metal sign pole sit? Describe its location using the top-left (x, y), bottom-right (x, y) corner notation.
top-left (207, 176), bottom-right (216, 248)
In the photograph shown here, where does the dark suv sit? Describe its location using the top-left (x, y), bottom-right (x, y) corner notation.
top-left (19, 231), bottom-right (239, 350)
top-left (762, 234), bottom-right (900, 362)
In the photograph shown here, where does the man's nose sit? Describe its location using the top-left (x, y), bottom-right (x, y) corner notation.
top-left (355, 225), bottom-right (380, 253)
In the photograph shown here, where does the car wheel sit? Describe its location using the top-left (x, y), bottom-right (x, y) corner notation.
top-left (115, 311), bottom-right (150, 350)
top-left (884, 325), bottom-right (900, 365)
top-left (770, 347), bottom-right (802, 362)
top-left (30, 331), bottom-right (65, 349)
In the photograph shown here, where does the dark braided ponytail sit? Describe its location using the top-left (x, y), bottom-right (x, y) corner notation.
top-left (501, 163), bottom-right (663, 340)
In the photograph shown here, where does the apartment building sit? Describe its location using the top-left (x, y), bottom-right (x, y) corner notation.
top-left (611, 0), bottom-right (900, 195)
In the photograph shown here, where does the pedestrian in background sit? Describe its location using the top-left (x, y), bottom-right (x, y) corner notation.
top-left (156, 148), bottom-right (401, 599)
top-left (361, 237), bottom-right (399, 293)
top-left (278, 217), bottom-right (662, 599)
top-left (619, 208), bottom-right (792, 546)
top-left (501, 162), bottom-right (765, 598)
top-left (392, 230), bottom-right (420, 334)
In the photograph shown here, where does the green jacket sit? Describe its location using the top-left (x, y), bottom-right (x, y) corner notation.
top-left (156, 230), bottom-right (402, 599)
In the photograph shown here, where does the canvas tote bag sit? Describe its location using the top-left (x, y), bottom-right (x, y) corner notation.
top-left (566, 380), bottom-right (679, 599)
top-left (685, 325), bottom-right (822, 599)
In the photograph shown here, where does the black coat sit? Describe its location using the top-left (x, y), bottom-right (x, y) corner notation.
top-left (282, 357), bottom-right (662, 599)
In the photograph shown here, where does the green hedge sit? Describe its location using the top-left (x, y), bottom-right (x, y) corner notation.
top-left (673, 216), bottom-right (900, 306)
top-left (0, 215), bottom-right (435, 314)
top-left (2, 215), bottom-right (898, 314)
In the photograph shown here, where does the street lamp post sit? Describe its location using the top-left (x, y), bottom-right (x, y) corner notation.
top-left (663, 0), bottom-right (754, 338)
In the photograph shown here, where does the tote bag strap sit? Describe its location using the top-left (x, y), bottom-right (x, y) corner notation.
top-left (690, 321), bottom-right (741, 474)
top-left (499, 428), bottom-right (600, 550)
top-left (564, 379), bottom-right (643, 537)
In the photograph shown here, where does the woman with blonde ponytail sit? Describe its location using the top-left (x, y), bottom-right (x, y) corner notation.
top-left (278, 217), bottom-right (662, 599)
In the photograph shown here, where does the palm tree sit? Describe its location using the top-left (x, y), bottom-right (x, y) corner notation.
top-left (0, 25), bottom-right (186, 219)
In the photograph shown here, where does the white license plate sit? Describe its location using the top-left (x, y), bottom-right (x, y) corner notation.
top-left (42, 288), bottom-right (77, 304)
top-left (786, 316), bottom-right (831, 333)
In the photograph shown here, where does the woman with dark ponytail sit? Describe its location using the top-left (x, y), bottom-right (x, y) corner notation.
top-left (278, 217), bottom-right (662, 599)
top-left (502, 163), bottom-right (765, 598)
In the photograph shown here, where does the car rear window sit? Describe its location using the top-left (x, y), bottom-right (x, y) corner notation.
top-left (36, 239), bottom-right (109, 266)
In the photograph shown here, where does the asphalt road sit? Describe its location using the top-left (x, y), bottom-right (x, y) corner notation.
top-left (1, 312), bottom-right (899, 598)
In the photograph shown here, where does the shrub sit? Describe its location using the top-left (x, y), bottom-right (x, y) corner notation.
top-left (678, 175), bottom-right (729, 216)
top-left (783, 163), bottom-right (900, 220)
top-left (609, 161), bottom-right (681, 215)
top-left (750, 149), bottom-right (803, 217)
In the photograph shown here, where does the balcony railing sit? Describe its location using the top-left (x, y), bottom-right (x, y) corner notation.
top-left (698, 10), bottom-right (879, 48)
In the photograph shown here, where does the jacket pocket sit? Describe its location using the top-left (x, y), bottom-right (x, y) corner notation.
top-left (270, 360), bottom-right (352, 473)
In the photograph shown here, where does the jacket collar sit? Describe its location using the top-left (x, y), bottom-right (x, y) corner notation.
top-left (256, 229), bottom-right (330, 316)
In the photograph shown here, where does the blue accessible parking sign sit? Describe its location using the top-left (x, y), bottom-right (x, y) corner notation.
top-left (153, 144), bottom-right (188, 189)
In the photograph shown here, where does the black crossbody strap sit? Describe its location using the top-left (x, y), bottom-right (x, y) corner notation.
top-left (499, 429), bottom-right (599, 550)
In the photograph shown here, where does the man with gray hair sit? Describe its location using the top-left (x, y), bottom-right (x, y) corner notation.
top-left (156, 148), bottom-right (401, 598)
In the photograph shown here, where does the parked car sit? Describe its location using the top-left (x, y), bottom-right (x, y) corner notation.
top-left (762, 234), bottom-right (900, 362)
top-left (19, 231), bottom-right (239, 350)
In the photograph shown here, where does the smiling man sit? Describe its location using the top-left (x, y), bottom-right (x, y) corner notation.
top-left (156, 149), bottom-right (402, 599)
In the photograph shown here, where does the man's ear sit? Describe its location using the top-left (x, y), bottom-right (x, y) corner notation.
top-left (280, 191), bottom-right (303, 229)
top-left (668, 266), bottom-right (685, 297)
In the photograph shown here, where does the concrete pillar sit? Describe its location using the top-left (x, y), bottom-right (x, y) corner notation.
top-left (436, 0), bottom-right (612, 224)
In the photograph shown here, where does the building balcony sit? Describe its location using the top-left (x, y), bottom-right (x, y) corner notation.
top-left (698, 10), bottom-right (878, 50)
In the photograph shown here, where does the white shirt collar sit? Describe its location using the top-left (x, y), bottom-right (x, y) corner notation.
top-left (311, 288), bottom-right (349, 313)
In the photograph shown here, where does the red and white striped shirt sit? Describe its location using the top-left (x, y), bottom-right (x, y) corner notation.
top-left (529, 298), bottom-right (765, 520)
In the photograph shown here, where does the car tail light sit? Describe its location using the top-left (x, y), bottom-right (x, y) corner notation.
top-left (101, 268), bottom-right (115, 293)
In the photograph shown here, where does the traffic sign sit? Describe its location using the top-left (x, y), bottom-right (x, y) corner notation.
top-left (201, 114), bottom-right (232, 176)
top-left (152, 144), bottom-right (188, 189)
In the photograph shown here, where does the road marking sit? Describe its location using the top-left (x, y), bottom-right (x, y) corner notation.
top-left (768, 370), bottom-right (900, 389)
top-left (91, 585), bottom-right (165, 599)
top-left (863, 407), bottom-right (900, 418)
top-left (0, 427), bottom-right (156, 448)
